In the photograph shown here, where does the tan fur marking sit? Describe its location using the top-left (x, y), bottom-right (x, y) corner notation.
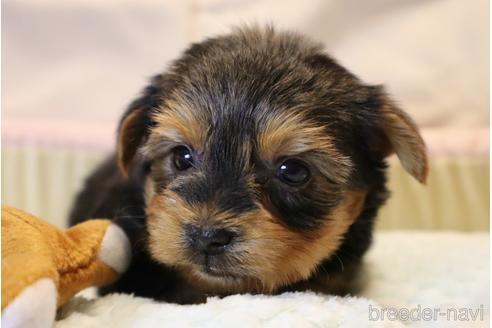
top-left (150, 99), bottom-right (208, 152)
top-left (144, 177), bottom-right (155, 207)
top-left (258, 113), bottom-right (332, 160)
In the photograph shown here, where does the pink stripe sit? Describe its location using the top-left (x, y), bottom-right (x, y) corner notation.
top-left (2, 118), bottom-right (489, 156)
top-left (421, 128), bottom-right (489, 157)
top-left (2, 118), bottom-right (116, 151)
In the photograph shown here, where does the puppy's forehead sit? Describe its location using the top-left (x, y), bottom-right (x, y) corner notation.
top-left (152, 97), bottom-right (326, 156)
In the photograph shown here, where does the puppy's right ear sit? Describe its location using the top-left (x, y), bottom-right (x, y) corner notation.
top-left (117, 75), bottom-right (162, 176)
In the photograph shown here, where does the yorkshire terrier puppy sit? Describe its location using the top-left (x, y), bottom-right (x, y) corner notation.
top-left (70, 27), bottom-right (427, 304)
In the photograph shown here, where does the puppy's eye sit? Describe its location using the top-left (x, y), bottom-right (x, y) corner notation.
top-left (276, 159), bottom-right (310, 186)
top-left (172, 146), bottom-right (194, 171)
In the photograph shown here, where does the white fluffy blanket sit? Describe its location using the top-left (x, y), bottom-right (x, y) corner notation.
top-left (56, 232), bottom-right (489, 327)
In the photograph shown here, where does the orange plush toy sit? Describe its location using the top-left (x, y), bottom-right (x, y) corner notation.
top-left (1, 206), bottom-right (131, 328)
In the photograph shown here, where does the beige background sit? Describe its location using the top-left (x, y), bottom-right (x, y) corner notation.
top-left (2, 0), bottom-right (489, 230)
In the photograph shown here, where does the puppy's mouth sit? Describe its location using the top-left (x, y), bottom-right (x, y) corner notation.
top-left (202, 263), bottom-right (238, 279)
top-left (189, 252), bottom-right (242, 279)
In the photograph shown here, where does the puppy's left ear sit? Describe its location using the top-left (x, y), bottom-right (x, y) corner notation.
top-left (117, 108), bottom-right (149, 176)
top-left (117, 75), bottom-right (162, 176)
top-left (369, 91), bottom-right (428, 184)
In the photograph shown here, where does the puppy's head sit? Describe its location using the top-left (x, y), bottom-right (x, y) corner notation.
top-left (117, 27), bottom-right (427, 293)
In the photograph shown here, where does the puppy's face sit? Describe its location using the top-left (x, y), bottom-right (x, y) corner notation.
top-left (117, 28), bottom-right (427, 293)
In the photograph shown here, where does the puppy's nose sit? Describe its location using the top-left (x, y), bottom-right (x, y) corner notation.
top-left (188, 227), bottom-right (235, 255)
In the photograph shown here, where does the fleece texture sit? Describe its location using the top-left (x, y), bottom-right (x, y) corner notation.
top-left (56, 231), bottom-right (489, 328)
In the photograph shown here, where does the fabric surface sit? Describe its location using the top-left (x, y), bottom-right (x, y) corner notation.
top-left (2, 278), bottom-right (58, 328)
top-left (55, 231), bottom-right (489, 327)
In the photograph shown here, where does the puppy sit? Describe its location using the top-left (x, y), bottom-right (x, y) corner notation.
top-left (69, 27), bottom-right (427, 304)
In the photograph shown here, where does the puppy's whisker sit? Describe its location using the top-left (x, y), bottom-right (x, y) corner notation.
top-left (115, 215), bottom-right (147, 219)
top-left (333, 254), bottom-right (345, 273)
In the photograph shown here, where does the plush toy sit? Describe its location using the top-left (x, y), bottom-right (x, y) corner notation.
top-left (1, 206), bottom-right (131, 328)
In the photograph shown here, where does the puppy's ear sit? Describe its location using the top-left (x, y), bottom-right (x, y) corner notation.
top-left (117, 108), bottom-right (148, 175)
top-left (370, 91), bottom-right (428, 184)
top-left (117, 75), bottom-right (161, 176)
